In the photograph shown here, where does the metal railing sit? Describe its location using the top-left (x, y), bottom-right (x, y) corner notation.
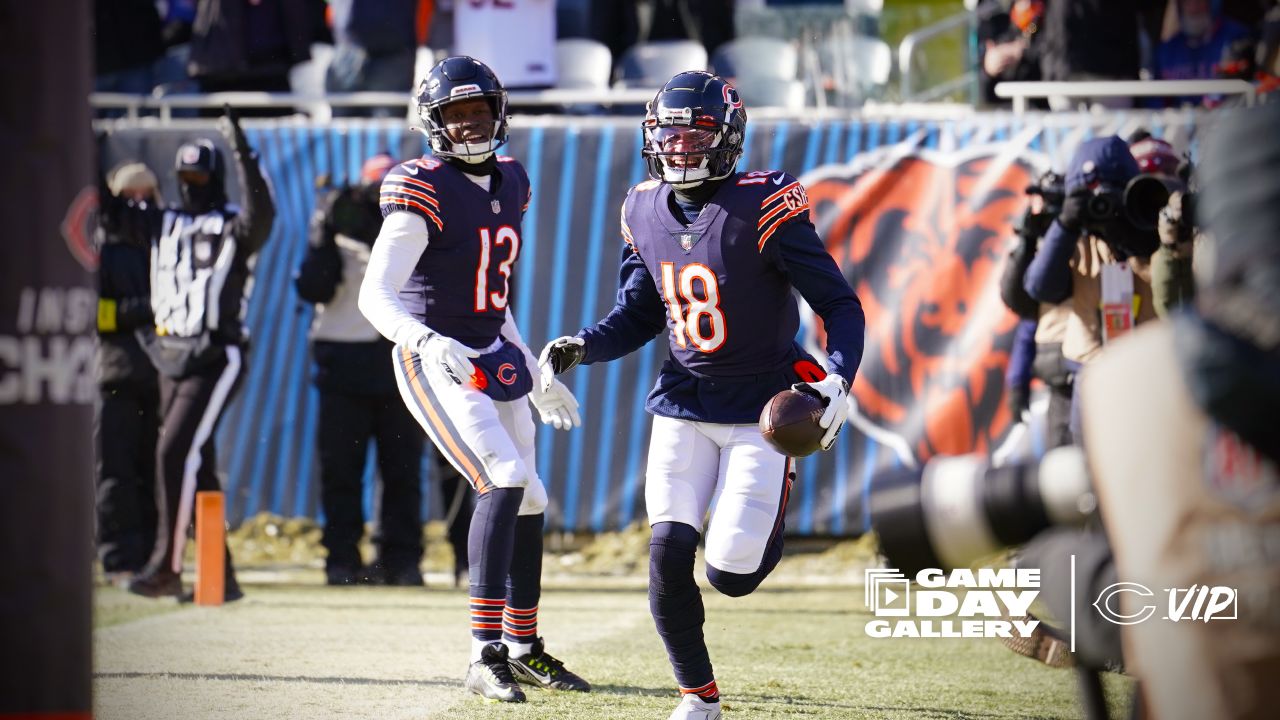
top-left (91, 88), bottom-right (660, 121)
top-left (897, 3), bottom-right (1000, 103)
top-left (994, 79), bottom-right (1258, 113)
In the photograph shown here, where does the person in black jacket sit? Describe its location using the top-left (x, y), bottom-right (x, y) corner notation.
top-left (95, 163), bottom-right (163, 584)
top-left (296, 154), bottom-right (472, 586)
top-left (128, 106), bottom-right (275, 601)
top-left (1038, 0), bottom-right (1166, 109)
top-left (187, 0), bottom-right (312, 108)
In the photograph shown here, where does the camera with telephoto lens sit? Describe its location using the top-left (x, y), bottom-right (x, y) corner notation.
top-left (1080, 174), bottom-right (1173, 233)
top-left (1023, 172), bottom-right (1065, 241)
top-left (868, 446), bottom-right (1097, 576)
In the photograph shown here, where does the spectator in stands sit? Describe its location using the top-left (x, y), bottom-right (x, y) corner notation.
top-left (93, 0), bottom-right (165, 99)
top-left (1153, 0), bottom-right (1255, 104)
top-left (94, 162), bottom-right (163, 586)
top-left (647, 0), bottom-right (737, 57)
top-left (187, 0), bottom-right (313, 104)
top-left (326, 0), bottom-right (428, 117)
top-left (295, 154), bottom-right (470, 586)
top-left (1038, 0), bottom-right (1166, 109)
top-left (589, 0), bottom-right (641, 78)
top-left (978, 0), bottom-right (1049, 109)
top-left (1023, 137), bottom-right (1161, 440)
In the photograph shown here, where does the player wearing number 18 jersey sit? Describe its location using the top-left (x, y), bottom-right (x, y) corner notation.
top-left (540, 71), bottom-right (865, 720)
top-left (358, 56), bottom-right (589, 703)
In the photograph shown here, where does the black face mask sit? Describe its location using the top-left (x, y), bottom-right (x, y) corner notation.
top-left (179, 182), bottom-right (220, 215)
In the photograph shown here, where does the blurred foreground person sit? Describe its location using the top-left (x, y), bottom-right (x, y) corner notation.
top-left (1079, 101), bottom-right (1280, 719)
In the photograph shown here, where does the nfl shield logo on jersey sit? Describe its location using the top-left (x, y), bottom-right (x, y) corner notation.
top-left (678, 232), bottom-right (699, 251)
top-left (491, 199), bottom-right (501, 214)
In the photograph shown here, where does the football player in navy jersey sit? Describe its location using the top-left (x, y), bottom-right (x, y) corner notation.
top-left (540, 71), bottom-right (865, 720)
top-left (358, 56), bottom-right (590, 703)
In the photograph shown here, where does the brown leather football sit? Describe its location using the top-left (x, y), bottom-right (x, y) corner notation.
top-left (759, 388), bottom-right (825, 457)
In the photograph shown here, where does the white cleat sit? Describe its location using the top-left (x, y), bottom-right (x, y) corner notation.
top-left (668, 693), bottom-right (722, 720)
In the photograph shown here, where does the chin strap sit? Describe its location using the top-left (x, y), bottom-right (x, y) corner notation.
top-left (672, 176), bottom-right (727, 205)
top-left (444, 154), bottom-right (498, 177)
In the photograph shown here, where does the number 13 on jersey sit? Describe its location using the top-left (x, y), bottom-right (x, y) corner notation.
top-left (660, 261), bottom-right (726, 352)
top-left (475, 226), bottom-right (519, 312)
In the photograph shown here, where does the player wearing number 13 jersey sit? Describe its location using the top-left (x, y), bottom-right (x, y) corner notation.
top-left (358, 56), bottom-right (589, 704)
top-left (540, 72), bottom-right (865, 720)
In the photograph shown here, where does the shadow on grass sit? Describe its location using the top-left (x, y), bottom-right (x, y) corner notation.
top-left (589, 684), bottom-right (1065, 720)
top-left (94, 671), bottom-right (457, 689)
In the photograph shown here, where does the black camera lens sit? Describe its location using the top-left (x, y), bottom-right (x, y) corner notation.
top-left (1123, 174), bottom-right (1173, 232)
top-left (1086, 192), bottom-right (1120, 222)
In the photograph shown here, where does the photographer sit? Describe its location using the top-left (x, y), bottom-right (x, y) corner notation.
top-left (127, 107), bottom-right (275, 601)
top-left (1000, 172), bottom-right (1075, 448)
top-left (1077, 102), bottom-right (1280, 719)
top-left (296, 154), bottom-right (472, 587)
top-left (1124, 135), bottom-right (1199, 319)
top-left (1023, 136), bottom-right (1162, 440)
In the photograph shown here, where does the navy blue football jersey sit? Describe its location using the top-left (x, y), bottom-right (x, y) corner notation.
top-left (578, 170), bottom-right (865, 423)
top-left (622, 171), bottom-right (814, 377)
top-left (380, 156), bottom-right (531, 347)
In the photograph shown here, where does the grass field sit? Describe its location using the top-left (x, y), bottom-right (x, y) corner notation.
top-left (94, 559), bottom-right (1132, 719)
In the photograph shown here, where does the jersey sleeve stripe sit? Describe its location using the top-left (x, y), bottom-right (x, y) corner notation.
top-left (761, 180), bottom-right (801, 206)
top-left (758, 200), bottom-right (793, 229)
top-left (381, 194), bottom-right (444, 231)
top-left (394, 176), bottom-right (437, 193)
top-left (757, 204), bottom-right (810, 251)
top-left (384, 184), bottom-right (440, 209)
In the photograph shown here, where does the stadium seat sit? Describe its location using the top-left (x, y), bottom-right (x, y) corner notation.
top-left (710, 37), bottom-right (798, 81)
top-left (288, 43), bottom-right (335, 120)
top-left (818, 32), bottom-right (892, 105)
top-left (733, 75), bottom-right (806, 110)
top-left (555, 38), bottom-right (613, 90)
top-left (617, 40), bottom-right (709, 88)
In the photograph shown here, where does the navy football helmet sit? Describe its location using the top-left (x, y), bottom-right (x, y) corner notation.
top-left (415, 56), bottom-right (509, 162)
top-left (642, 71), bottom-right (747, 187)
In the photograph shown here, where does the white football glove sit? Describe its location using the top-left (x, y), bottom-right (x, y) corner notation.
top-left (537, 336), bottom-right (586, 392)
top-left (416, 331), bottom-right (480, 386)
top-left (529, 377), bottom-right (582, 430)
top-left (793, 374), bottom-right (850, 451)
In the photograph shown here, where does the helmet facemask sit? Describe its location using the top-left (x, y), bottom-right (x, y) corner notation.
top-left (419, 92), bottom-right (508, 163)
top-left (641, 78), bottom-right (746, 188)
top-left (645, 124), bottom-right (726, 187)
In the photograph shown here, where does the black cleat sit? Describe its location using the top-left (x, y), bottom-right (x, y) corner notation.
top-left (127, 569), bottom-right (183, 598)
top-left (464, 642), bottom-right (526, 702)
top-left (508, 637), bottom-right (591, 692)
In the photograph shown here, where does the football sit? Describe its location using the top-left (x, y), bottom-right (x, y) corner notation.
top-left (759, 388), bottom-right (826, 457)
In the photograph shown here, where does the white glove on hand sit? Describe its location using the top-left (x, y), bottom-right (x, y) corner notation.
top-left (530, 377), bottom-right (582, 430)
top-left (793, 374), bottom-right (850, 451)
top-left (537, 336), bottom-right (586, 392)
top-left (417, 331), bottom-right (480, 386)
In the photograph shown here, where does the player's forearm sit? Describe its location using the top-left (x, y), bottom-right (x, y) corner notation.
top-left (230, 147), bottom-right (276, 253)
top-left (578, 305), bottom-right (665, 364)
top-left (358, 212), bottom-right (433, 349)
top-left (778, 222), bottom-right (866, 383)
